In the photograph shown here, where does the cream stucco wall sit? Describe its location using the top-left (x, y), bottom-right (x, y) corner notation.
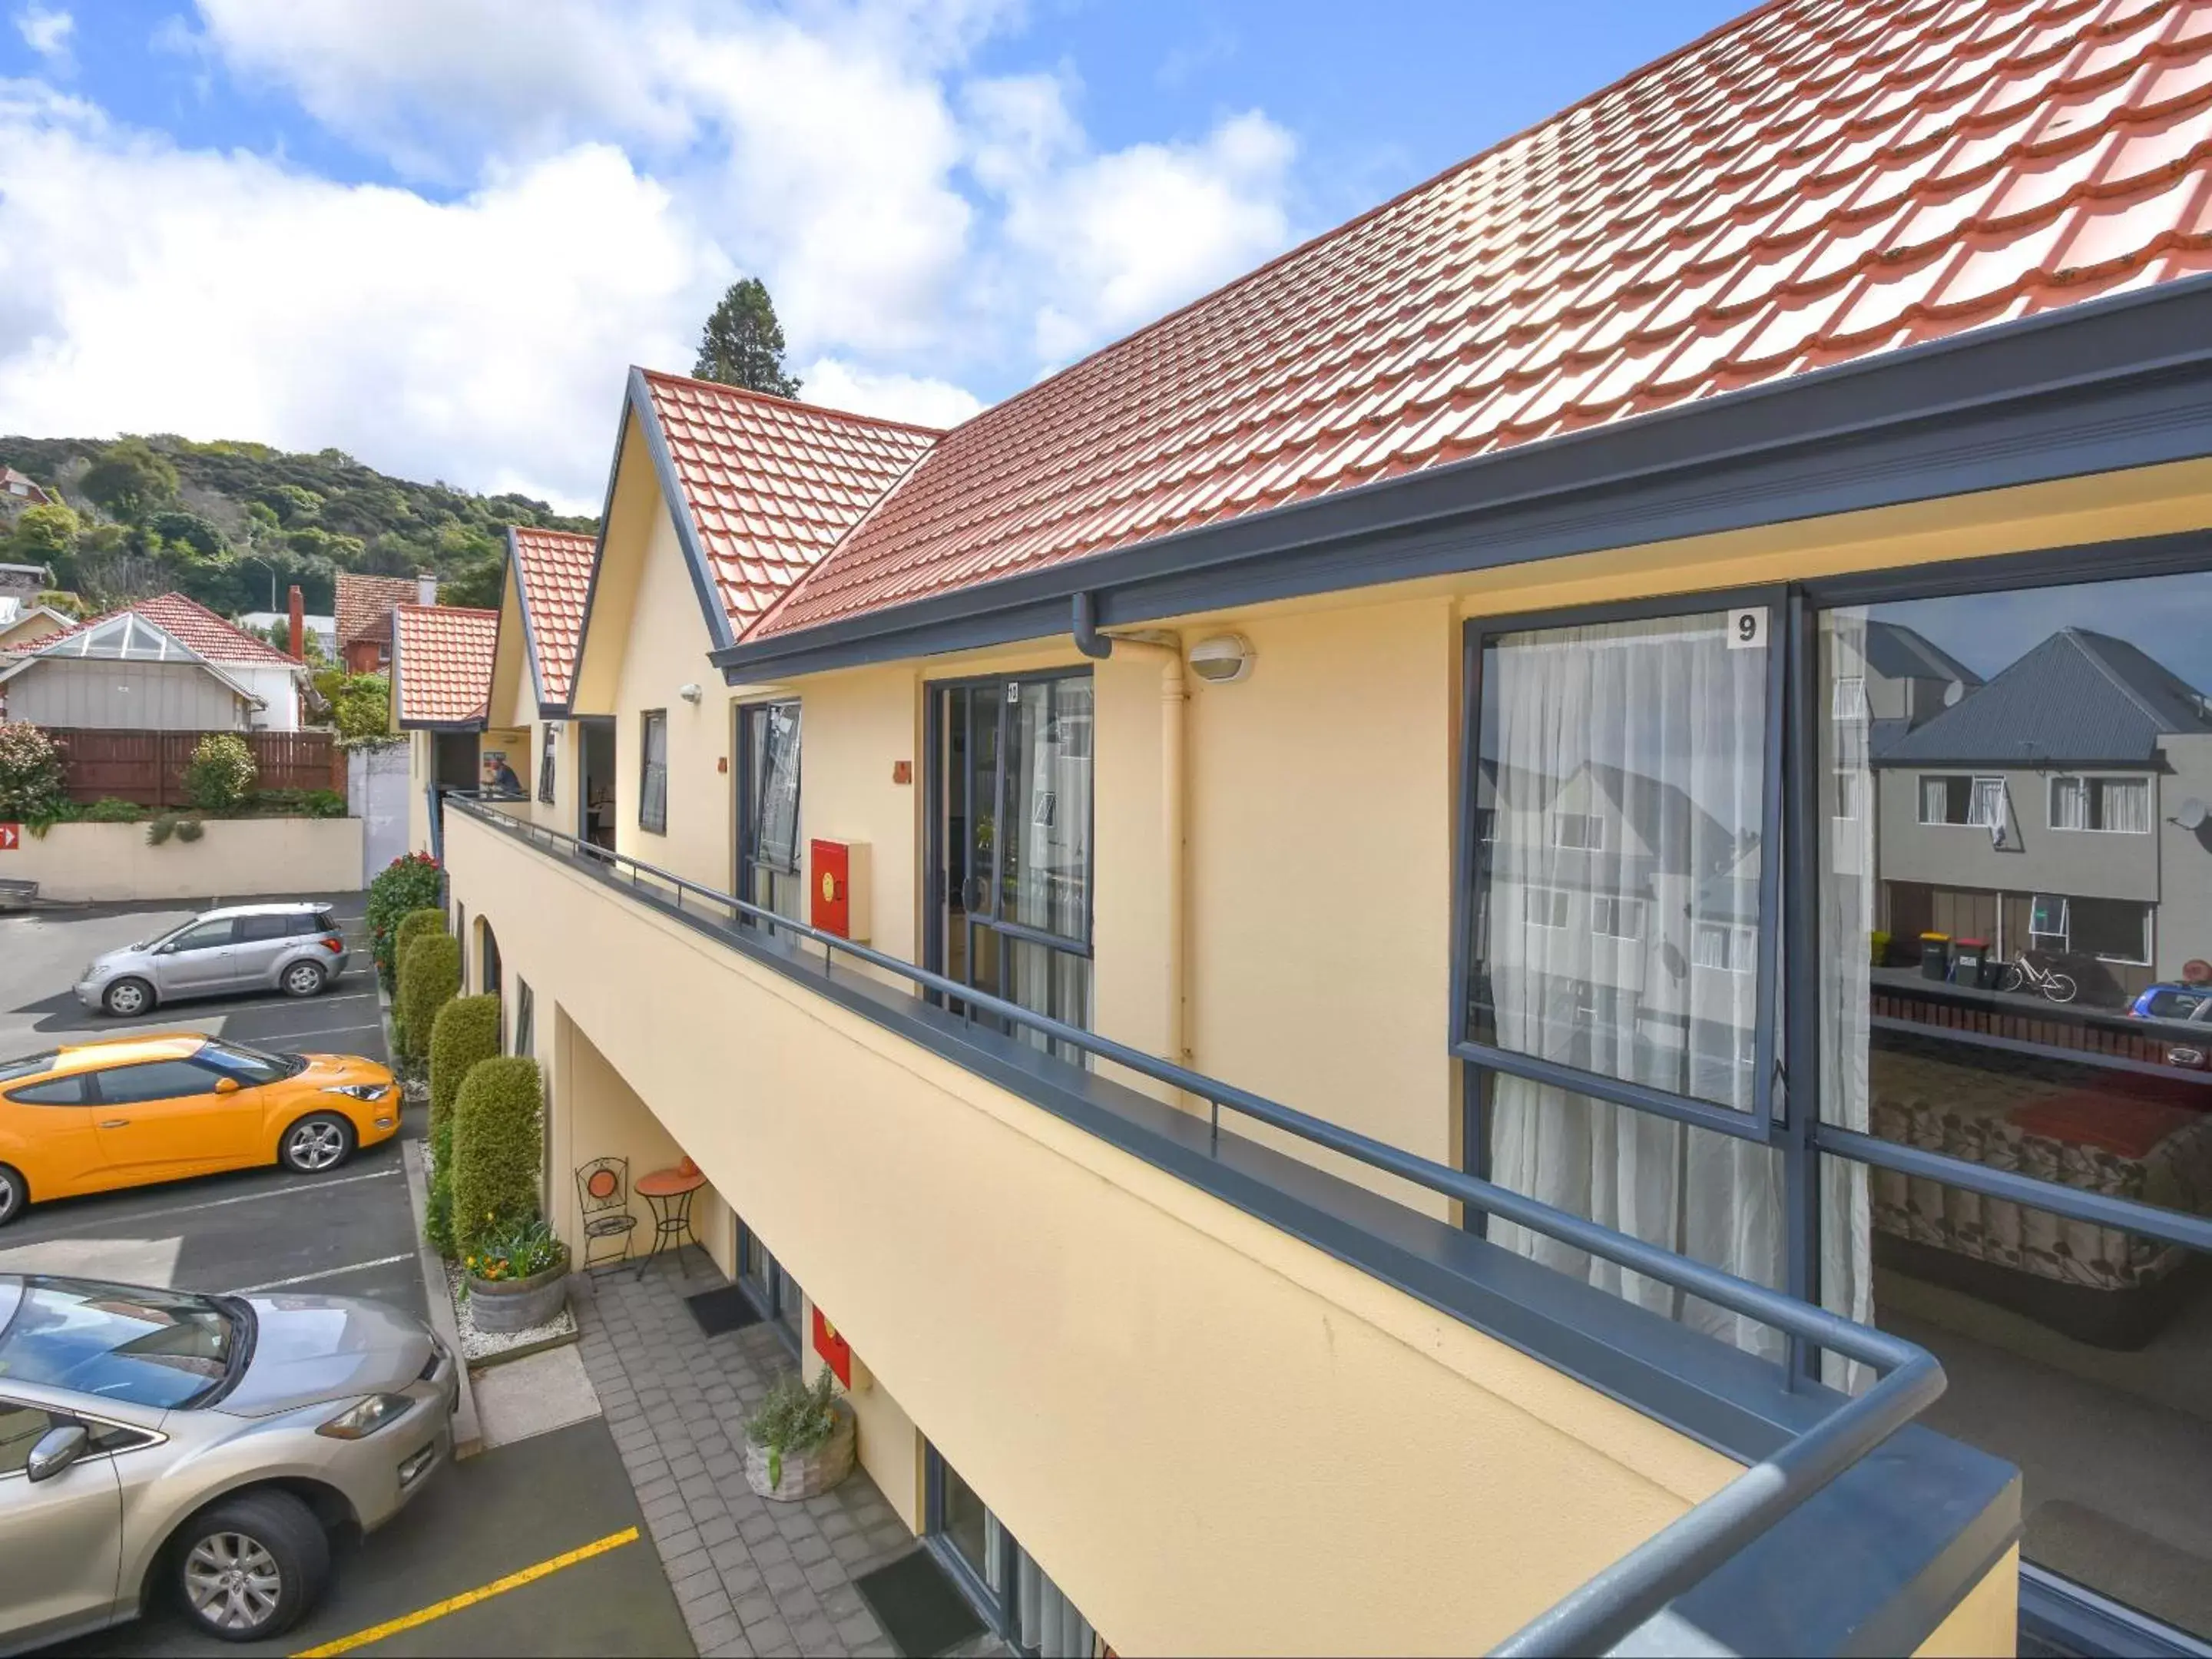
top-left (1912, 1545), bottom-right (2020, 1657)
top-left (448, 806), bottom-right (1744, 1655)
top-left (7, 817), bottom-right (363, 900)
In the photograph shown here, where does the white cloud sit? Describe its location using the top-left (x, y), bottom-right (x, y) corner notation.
top-left (0, 3), bottom-right (1309, 505)
top-left (799, 359), bottom-right (984, 432)
top-left (13, 5), bottom-right (72, 68)
top-left (0, 88), bottom-right (722, 512)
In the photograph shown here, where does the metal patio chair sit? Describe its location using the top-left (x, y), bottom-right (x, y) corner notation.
top-left (573, 1157), bottom-right (639, 1273)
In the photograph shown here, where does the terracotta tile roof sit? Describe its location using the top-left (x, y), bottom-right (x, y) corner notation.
top-left (38, 591), bottom-right (300, 667)
top-left (335, 573), bottom-right (422, 647)
top-left (639, 371), bottom-right (940, 637)
top-left (751, 0), bottom-right (2212, 641)
top-left (392, 603), bottom-right (498, 726)
top-left (508, 526), bottom-right (597, 707)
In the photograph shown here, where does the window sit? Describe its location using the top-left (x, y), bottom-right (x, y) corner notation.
top-left (737, 701), bottom-right (803, 926)
top-left (1832, 768), bottom-right (1863, 819)
top-left (190, 1039), bottom-right (304, 1086)
top-left (2071, 896), bottom-right (2151, 964)
top-left (538, 723), bottom-right (558, 806)
top-left (2028, 892), bottom-right (2069, 949)
top-left (0, 1052), bottom-right (56, 1085)
top-left (1591, 896), bottom-right (1644, 939)
top-left (0, 1402), bottom-right (66, 1477)
top-left (0, 1281), bottom-right (240, 1409)
top-left (93, 1059), bottom-right (220, 1104)
top-left (513, 979), bottom-right (534, 1058)
top-left (164, 919), bottom-right (235, 952)
top-left (1916, 773), bottom-right (2005, 827)
top-left (2048, 774), bottom-right (2151, 833)
top-left (1690, 922), bottom-right (1756, 972)
top-left (639, 710), bottom-right (668, 834)
top-left (1551, 812), bottom-right (1605, 850)
top-left (234, 914), bottom-right (293, 942)
top-left (5, 1073), bottom-right (89, 1106)
top-left (1832, 675), bottom-right (1869, 720)
top-left (1525, 886), bottom-right (1568, 929)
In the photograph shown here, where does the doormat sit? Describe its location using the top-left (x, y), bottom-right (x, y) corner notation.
top-left (684, 1286), bottom-right (763, 1336)
top-left (853, 1548), bottom-right (986, 1658)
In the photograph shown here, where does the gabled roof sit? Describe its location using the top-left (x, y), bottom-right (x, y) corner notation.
top-left (392, 603), bottom-right (498, 729)
top-left (747, 0), bottom-right (2212, 647)
top-left (1876, 626), bottom-right (2212, 764)
top-left (618, 369), bottom-right (941, 651)
top-left (1863, 619), bottom-right (1982, 687)
top-left (0, 606), bottom-right (263, 704)
top-left (37, 591), bottom-right (300, 667)
top-left (335, 573), bottom-right (422, 648)
top-left (506, 526), bottom-right (597, 710)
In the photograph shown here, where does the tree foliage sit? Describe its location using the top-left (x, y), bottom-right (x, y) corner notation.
top-left (693, 277), bottom-right (802, 398)
top-left (0, 432), bottom-right (594, 618)
top-left (0, 723), bottom-right (68, 826)
top-left (181, 733), bottom-right (257, 812)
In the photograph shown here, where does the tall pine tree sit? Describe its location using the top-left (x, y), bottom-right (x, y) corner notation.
top-left (692, 278), bottom-right (802, 398)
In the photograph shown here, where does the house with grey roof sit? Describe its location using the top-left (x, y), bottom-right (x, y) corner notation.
top-left (1867, 628), bottom-right (2212, 1007)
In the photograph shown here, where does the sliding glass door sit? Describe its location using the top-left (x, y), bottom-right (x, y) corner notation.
top-left (736, 699), bottom-right (803, 930)
top-left (926, 1447), bottom-right (1098, 1658)
top-left (931, 673), bottom-right (1094, 1059)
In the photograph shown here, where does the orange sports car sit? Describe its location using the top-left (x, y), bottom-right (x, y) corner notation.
top-left (0, 1034), bottom-right (401, 1226)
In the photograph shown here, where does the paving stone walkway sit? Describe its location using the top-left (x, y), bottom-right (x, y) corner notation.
top-left (574, 1260), bottom-right (916, 1659)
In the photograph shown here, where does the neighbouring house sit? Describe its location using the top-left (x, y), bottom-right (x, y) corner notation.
top-left (334, 571), bottom-right (432, 673)
top-left (422, 2), bottom-right (2212, 1653)
top-left (0, 469), bottom-right (52, 515)
top-left (0, 594), bottom-right (75, 658)
top-left (237, 609), bottom-right (339, 661)
top-left (388, 599), bottom-right (499, 853)
top-left (0, 561), bottom-right (54, 604)
top-left (0, 591), bottom-right (309, 730)
top-left (1868, 627), bottom-right (2212, 1007)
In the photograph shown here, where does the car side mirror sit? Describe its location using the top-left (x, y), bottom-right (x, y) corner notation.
top-left (26, 1423), bottom-right (89, 1483)
top-left (213, 1076), bottom-right (241, 1095)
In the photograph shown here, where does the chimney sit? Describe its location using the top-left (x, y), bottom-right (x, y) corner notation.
top-left (287, 585), bottom-right (306, 662)
top-left (417, 570), bottom-right (439, 607)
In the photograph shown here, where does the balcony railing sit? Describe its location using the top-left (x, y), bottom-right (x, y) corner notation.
top-left (442, 790), bottom-right (1949, 1657)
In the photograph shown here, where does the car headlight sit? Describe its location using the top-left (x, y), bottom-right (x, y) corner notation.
top-left (316, 1393), bottom-right (413, 1439)
top-left (322, 1083), bottom-right (389, 1101)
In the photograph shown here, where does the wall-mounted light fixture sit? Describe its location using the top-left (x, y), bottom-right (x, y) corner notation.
top-left (1187, 634), bottom-right (1255, 685)
top-left (678, 683), bottom-right (704, 704)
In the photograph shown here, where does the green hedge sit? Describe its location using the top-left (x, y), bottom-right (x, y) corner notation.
top-left (392, 906), bottom-right (447, 1038)
top-left (452, 1057), bottom-right (543, 1258)
top-left (429, 994), bottom-right (502, 1138)
top-left (426, 1113), bottom-right (457, 1260)
top-left (394, 932), bottom-right (460, 1065)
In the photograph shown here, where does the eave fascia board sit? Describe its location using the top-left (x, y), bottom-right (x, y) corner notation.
top-left (502, 528), bottom-right (553, 717)
top-left (711, 270), bottom-right (2212, 682)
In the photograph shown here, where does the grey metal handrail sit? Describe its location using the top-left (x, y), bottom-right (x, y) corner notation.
top-left (445, 793), bottom-right (1947, 1656)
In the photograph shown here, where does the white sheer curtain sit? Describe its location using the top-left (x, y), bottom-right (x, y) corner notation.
top-left (1483, 613), bottom-right (1786, 1357)
top-left (1006, 678), bottom-right (1093, 1055)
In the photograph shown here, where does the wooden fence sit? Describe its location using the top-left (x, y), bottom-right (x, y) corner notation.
top-left (48, 728), bottom-right (348, 810)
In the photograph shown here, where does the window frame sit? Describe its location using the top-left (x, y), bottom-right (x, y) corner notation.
top-left (538, 721), bottom-right (558, 806)
top-left (638, 710), bottom-right (668, 835)
top-left (2046, 773), bottom-right (2151, 833)
top-left (1451, 587), bottom-right (1788, 1147)
top-left (734, 698), bottom-right (805, 928)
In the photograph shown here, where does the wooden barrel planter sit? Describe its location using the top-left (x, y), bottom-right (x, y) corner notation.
top-left (745, 1399), bottom-right (856, 1501)
top-left (467, 1261), bottom-right (569, 1333)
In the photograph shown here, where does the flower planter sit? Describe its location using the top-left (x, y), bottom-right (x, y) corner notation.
top-left (745, 1399), bottom-right (856, 1501)
top-left (465, 1261), bottom-right (568, 1333)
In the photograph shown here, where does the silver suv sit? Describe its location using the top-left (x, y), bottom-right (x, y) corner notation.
top-left (76, 904), bottom-right (349, 1018)
top-left (0, 1273), bottom-right (455, 1649)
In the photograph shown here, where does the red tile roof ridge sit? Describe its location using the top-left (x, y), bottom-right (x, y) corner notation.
top-left (636, 366), bottom-right (951, 439)
top-left (396, 601), bottom-right (498, 620)
top-left (40, 589), bottom-right (301, 667)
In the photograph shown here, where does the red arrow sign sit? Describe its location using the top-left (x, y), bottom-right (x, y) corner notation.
top-left (0, 824), bottom-right (18, 851)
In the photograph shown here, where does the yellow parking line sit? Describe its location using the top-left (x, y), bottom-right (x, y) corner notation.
top-left (292, 1526), bottom-right (639, 1657)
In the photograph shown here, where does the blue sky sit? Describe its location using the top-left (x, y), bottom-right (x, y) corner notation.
top-left (0, 1), bottom-right (1744, 508)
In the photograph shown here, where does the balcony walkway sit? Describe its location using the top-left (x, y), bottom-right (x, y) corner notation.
top-left (574, 1260), bottom-right (1000, 1659)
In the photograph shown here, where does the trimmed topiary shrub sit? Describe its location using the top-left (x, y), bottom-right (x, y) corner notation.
top-left (395, 932), bottom-right (460, 1065)
top-left (366, 850), bottom-right (442, 991)
top-left (451, 1056), bottom-right (544, 1258)
top-left (391, 908), bottom-right (447, 1055)
top-left (429, 994), bottom-right (502, 1139)
top-left (183, 732), bottom-right (257, 813)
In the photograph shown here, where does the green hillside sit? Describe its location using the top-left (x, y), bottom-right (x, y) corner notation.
top-left (0, 433), bottom-right (596, 619)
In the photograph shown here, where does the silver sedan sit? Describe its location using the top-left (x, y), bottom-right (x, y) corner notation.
top-left (75, 902), bottom-right (351, 1018)
top-left (0, 1273), bottom-right (456, 1650)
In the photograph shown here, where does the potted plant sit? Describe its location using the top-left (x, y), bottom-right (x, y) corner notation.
top-left (743, 1368), bottom-right (855, 1500)
top-left (463, 1216), bottom-right (570, 1333)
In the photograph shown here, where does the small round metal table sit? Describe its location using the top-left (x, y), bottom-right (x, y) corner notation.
top-left (634, 1164), bottom-right (707, 1280)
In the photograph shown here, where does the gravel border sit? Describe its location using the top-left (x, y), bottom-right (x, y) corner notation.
top-left (442, 1260), bottom-right (580, 1363)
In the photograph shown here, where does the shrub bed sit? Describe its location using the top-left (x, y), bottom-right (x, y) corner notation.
top-left (451, 1056), bottom-right (544, 1258)
top-left (395, 932), bottom-right (460, 1065)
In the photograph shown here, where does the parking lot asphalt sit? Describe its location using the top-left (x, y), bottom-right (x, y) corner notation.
top-left (3, 894), bottom-right (694, 1658)
top-left (0, 892), bottom-right (422, 1316)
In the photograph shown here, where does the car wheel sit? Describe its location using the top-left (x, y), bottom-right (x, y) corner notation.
top-left (280, 1113), bottom-right (355, 1174)
top-left (103, 976), bottom-right (154, 1018)
top-left (173, 1489), bottom-right (329, 1642)
top-left (280, 960), bottom-right (326, 998)
top-left (0, 1164), bottom-right (25, 1227)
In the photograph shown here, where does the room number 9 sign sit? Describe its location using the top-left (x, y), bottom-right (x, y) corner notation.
top-left (1727, 608), bottom-right (1767, 651)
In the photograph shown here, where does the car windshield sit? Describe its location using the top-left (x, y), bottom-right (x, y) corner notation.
top-left (194, 1038), bottom-right (308, 1085)
top-left (0, 1278), bottom-right (247, 1409)
top-left (2147, 989), bottom-right (2211, 1022)
top-left (0, 1051), bottom-right (56, 1084)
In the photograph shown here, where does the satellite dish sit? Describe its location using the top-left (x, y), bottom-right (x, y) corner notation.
top-left (2180, 798), bottom-right (2208, 832)
top-left (1943, 682), bottom-right (1965, 707)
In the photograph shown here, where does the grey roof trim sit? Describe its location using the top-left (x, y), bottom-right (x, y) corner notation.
top-left (711, 269), bottom-right (2212, 681)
